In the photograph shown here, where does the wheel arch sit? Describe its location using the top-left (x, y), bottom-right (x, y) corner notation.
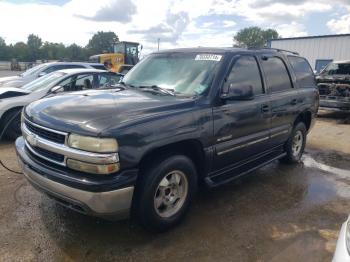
top-left (138, 139), bottom-right (207, 183)
top-left (293, 110), bottom-right (312, 131)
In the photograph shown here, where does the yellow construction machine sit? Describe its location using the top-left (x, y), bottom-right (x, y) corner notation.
top-left (89, 41), bottom-right (140, 74)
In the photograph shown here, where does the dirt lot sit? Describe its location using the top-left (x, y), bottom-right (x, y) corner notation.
top-left (0, 71), bottom-right (350, 261)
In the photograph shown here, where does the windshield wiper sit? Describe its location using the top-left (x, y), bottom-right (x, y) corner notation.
top-left (138, 85), bottom-right (175, 96)
top-left (119, 81), bottom-right (135, 88)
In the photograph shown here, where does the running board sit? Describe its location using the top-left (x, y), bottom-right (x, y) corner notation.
top-left (205, 151), bottom-right (287, 187)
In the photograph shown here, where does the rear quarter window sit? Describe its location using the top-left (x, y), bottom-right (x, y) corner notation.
top-left (288, 56), bottom-right (315, 87)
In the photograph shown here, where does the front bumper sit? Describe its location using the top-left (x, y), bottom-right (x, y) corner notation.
top-left (16, 137), bottom-right (135, 220)
top-left (320, 98), bottom-right (350, 111)
top-left (333, 218), bottom-right (350, 262)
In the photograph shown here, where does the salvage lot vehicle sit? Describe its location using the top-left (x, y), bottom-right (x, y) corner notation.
top-left (15, 47), bottom-right (319, 231)
top-left (316, 60), bottom-right (350, 111)
top-left (333, 216), bottom-right (350, 262)
top-left (0, 62), bottom-right (106, 88)
top-left (0, 69), bottom-right (123, 139)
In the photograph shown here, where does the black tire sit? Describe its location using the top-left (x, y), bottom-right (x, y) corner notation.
top-left (135, 155), bottom-right (198, 232)
top-left (3, 110), bottom-right (22, 140)
top-left (280, 122), bottom-right (307, 164)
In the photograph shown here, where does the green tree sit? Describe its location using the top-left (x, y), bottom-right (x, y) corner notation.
top-left (27, 34), bottom-right (42, 61)
top-left (0, 37), bottom-right (7, 60)
top-left (87, 31), bottom-right (119, 54)
top-left (13, 42), bottom-right (30, 61)
top-left (40, 42), bottom-right (66, 61)
top-left (233, 27), bottom-right (279, 48)
top-left (65, 44), bottom-right (86, 61)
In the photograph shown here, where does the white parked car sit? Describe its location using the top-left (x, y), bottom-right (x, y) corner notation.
top-left (0, 62), bottom-right (106, 88)
top-left (333, 216), bottom-right (350, 262)
top-left (0, 69), bottom-right (123, 139)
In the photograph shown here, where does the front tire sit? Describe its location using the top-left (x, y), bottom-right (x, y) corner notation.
top-left (135, 155), bottom-right (197, 232)
top-left (3, 109), bottom-right (22, 140)
top-left (280, 122), bottom-right (307, 164)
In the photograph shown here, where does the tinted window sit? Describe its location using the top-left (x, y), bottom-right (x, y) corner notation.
top-left (64, 64), bottom-right (86, 69)
top-left (288, 56), bottom-right (315, 87)
top-left (224, 56), bottom-right (263, 95)
top-left (262, 57), bottom-right (292, 92)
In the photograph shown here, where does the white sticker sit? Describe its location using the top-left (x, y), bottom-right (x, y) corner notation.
top-left (195, 54), bottom-right (222, 62)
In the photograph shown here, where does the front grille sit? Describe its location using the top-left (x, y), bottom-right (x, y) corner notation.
top-left (25, 120), bottom-right (65, 144)
top-left (30, 145), bottom-right (64, 162)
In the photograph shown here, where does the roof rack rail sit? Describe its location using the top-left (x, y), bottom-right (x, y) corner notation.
top-left (251, 48), bottom-right (299, 55)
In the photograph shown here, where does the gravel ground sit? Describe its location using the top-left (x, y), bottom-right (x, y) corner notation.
top-left (0, 70), bottom-right (350, 261)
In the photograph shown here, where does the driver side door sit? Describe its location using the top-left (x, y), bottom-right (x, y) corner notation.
top-left (212, 55), bottom-right (272, 172)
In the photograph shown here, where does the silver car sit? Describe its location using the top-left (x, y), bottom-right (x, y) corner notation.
top-left (0, 62), bottom-right (106, 88)
top-left (333, 216), bottom-right (350, 262)
top-left (0, 68), bottom-right (122, 139)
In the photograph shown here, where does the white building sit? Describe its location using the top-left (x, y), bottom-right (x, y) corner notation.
top-left (269, 34), bottom-right (350, 72)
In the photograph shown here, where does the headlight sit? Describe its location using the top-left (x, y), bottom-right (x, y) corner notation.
top-left (67, 159), bottom-right (119, 175)
top-left (346, 218), bottom-right (350, 254)
top-left (68, 134), bottom-right (118, 153)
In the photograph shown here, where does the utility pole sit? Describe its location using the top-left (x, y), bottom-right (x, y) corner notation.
top-left (157, 38), bottom-right (160, 51)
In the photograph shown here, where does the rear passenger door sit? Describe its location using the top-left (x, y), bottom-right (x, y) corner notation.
top-left (213, 55), bottom-right (271, 171)
top-left (260, 55), bottom-right (300, 148)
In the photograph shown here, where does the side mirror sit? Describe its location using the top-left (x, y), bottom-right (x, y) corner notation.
top-left (38, 72), bottom-right (46, 78)
top-left (221, 84), bottom-right (254, 101)
top-left (50, 85), bottom-right (63, 94)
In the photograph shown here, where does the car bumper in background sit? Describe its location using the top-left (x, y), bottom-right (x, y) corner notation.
top-left (15, 137), bottom-right (135, 220)
top-left (333, 219), bottom-right (350, 262)
top-left (320, 98), bottom-right (350, 111)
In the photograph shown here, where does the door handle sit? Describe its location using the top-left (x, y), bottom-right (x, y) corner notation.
top-left (291, 99), bottom-right (298, 105)
top-left (261, 104), bottom-right (270, 113)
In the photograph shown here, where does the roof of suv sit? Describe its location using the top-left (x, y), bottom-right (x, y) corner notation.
top-left (154, 47), bottom-right (299, 56)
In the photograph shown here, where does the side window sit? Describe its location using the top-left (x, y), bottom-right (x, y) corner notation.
top-left (98, 73), bottom-right (122, 87)
top-left (64, 64), bottom-right (85, 69)
top-left (262, 57), bottom-right (293, 93)
top-left (75, 74), bottom-right (94, 90)
top-left (288, 56), bottom-right (315, 87)
top-left (42, 65), bottom-right (59, 74)
top-left (224, 56), bottom-right (264, 95)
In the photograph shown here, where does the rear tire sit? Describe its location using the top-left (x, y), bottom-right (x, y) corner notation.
top-left (280, 122), bottom-right (307, 164)
top-left (135, 155), bottom-right (197, 232)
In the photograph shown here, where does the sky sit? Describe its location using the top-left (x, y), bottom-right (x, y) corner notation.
top-left (0, 0), bottom-right (350, 54)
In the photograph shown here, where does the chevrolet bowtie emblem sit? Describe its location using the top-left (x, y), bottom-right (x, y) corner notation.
top-left (27, 134), bottom-right (38, 147)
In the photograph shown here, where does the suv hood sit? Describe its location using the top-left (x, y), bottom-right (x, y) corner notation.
top-left (316, 74), bottom-right (350, 84)
top-left (25, 88), bottom-right (195, 136)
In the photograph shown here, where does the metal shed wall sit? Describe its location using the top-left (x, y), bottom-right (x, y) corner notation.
top-left (270, 35), bottom-right (350, 70)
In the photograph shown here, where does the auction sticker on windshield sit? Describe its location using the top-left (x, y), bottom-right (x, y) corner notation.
top-left (195, 54), bottom-right (222, 61)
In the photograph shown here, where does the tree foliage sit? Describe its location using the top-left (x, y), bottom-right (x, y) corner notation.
top-left (0, 31), bottom-right (119, 62)
top-left (87, 31), bottom-right (119, 54)
top-left (234, 27), bottom-right (279, 48)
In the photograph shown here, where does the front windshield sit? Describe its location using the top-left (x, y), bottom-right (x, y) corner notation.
top-left (20, 64), bottom-right (47, 77)
top-left (22, 72), bottom-right (66, 92)
top-left (122, 52), bottom-right (223, 96)
top-left (321, 62), bottom-right (350, 75)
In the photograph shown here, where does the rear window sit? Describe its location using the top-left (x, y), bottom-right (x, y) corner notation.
top-left (288, 56), bottom-right (315, 87)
